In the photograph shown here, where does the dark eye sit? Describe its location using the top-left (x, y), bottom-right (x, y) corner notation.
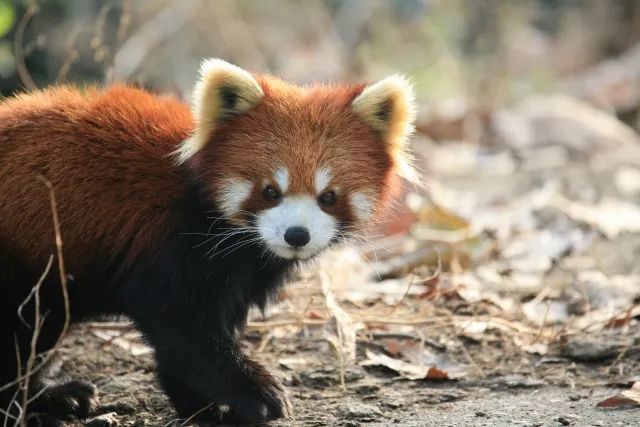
top-left (319, 190), bottom-right (337, 206)
top-left (263, 185), bottom-right (281, 201)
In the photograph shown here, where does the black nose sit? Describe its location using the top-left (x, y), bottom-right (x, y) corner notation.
top-left (284, 226), bottom-right (310, 248)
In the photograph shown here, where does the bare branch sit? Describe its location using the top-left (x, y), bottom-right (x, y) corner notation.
top-left (14, 4), bottom-right (39, 91)
top-left (0, 178), bottom-right (71, 426)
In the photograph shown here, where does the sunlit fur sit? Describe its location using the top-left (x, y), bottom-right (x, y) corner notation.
top-left (352, 74), bottom-right (418, 183)
top-left (176, 59), bottom-right (264, 163)
top-left (183, 59), bottom-right (417, 260)
top-left (0, 59), bottom-right (416, 424)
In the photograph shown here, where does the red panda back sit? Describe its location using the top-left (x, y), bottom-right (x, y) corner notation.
top-left (0, 85), bottom-right (194, 271)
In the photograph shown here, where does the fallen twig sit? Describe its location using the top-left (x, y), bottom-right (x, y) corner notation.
top-left (320, 270), bottom-right (356, 390)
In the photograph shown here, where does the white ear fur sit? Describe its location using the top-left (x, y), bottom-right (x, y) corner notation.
top-left (176, 59), bottom-right (264, 163)
top-left (352, 74), bottom-right (418, 182)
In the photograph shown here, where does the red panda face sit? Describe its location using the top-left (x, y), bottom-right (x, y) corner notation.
top-left (177, 59), bottom-right (416, 260)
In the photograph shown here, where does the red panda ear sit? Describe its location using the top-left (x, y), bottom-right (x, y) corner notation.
top-left (176, 59), bottom-right (264, 163)
top-left (352, 75), bottom-right (418, 182)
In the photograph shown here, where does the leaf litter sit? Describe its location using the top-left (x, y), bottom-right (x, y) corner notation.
top-left (58, 93), bottom-right (640, 425)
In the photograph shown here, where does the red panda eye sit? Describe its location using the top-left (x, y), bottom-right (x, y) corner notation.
top-left (263, 185), bottom-right (281, 201)
top-left (319, 190), bottom-right (337, 206)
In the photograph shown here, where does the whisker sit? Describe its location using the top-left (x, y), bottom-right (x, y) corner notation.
top-left (215, 237), bottom-right (264, 258)
top-left (205, 230), bottom-right (256, 257)
top-left (337, 230), bottom-right (384, 280)
top-left (184, 226), bottom-right (257, 249)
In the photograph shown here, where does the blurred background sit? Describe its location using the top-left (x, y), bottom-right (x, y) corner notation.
top-left (1, 0), bottom-right (640, 120)
top-left (2, 1), bottom-right (640, 424)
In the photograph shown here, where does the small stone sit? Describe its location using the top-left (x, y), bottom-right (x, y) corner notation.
top-left (382, 399), bottom-right (403, 409)
top-left (354, 384), bottom-right (380, 395)
top-left (300, 370), bottom-right (337, 388)
top-left (475, 411), bottom-right (488, 417)
top-left (340, 402), bottom-right (383, 420)
top-left (557, 416), bottom-right (571, 426)
top-left (416, 391), bottom-right (466, 404)
top-left (488, 374), bottom-right (546, 389)
top-left (344, 366), bottom-right (366, 383)
top-left (561, 337), bottom-right (626, 362)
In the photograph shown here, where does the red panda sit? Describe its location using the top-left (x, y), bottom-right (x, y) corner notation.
top-left (0, 59), bottom-right (416, 425)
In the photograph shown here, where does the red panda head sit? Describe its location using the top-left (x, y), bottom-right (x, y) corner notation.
top-left (177, 59), bottom-right (416, 260)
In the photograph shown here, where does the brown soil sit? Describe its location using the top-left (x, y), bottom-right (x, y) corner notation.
top-left (55, 318), bottom-right (638, 426)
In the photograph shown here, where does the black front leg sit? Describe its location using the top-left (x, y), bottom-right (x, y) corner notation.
top-left (137, 318), bottom-right (291, 425)
top-left (119, 225), bottom-right (295, 424)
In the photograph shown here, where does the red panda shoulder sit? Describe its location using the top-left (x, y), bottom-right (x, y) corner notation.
top-left (0, 85), bottom-right (195, 270)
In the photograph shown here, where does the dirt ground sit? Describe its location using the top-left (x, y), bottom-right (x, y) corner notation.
top-left (51, 93), bottom-right (640, 427)
top-left (54, 313), bottom-right (638, 426)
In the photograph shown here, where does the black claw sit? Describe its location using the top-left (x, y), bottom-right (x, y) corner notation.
top-left (195, 386), bottom-right (291, 424)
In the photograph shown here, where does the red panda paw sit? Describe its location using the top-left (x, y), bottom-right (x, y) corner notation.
top-left (174, 360), bottom-right (292, 425)
top-left (31, 380), bottom-right (98, 422)
top-left (223, 369), bottom-right (293, 423)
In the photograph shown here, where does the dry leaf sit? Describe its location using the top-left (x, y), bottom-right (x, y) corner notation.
top-left (360, 349), bottom-right (463, 381)
top-left (427, 180), bottom-right (558, 240)
top-left (361, 350), bottom-right (436, 380)
top-left (513, 336), bottom-right (549, 355)
top-left (552, 196), bottom-right (640, 238)
top-left (522, 299), bottom-right (569, 326)
top-left (416, 204), bottom-right (470, 231)
top-left (306, 310), bottom-right (329, 320)
top-left (596, 382), bottom-right (640, 408)
top-left (502, 229), bottom-right (586, 274)
top-left (379, 338), bottom-right (466, 379)
top-left (426, 367), bottom-right (449, 380)
top-left (92, 330), bottom-right (152, 356)
top-left (457, 320), bottom-right (489, 341)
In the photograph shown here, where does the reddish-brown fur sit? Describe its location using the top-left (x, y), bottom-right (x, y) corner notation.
top-left (0, 86), bottom-right (193, 273)
top-left (1, 78), bottom-right (399, 271)
top-left (194, 75), bottom-right (399, 225)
